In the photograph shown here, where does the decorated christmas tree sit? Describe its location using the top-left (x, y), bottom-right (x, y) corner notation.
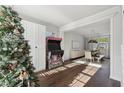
top-left (0, 6), bottom-right (37, 87)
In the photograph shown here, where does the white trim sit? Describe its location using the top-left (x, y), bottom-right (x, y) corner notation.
top-left (121, 6), bottom-right (124, 87)
top-left (121, 45), bottom-right (124, 86)
top-left (109, 17), bottom-right (114, 80)
top-left (109, 14), bottom-right (122, 82)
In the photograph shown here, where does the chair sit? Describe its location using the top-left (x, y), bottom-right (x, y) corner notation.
top-left (85, 51), bottom-right (94, 62)
top-left (95, 55), bottom-right (104, 62)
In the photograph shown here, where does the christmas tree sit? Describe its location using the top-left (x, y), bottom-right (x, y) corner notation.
top-left (0, 6), bottom-right (37, 87)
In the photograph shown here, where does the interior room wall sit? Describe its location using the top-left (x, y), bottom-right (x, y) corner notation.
top-left (18, 14), bottom-right (59, 37)
top-left (46, 25), bottom-right (59, 37)
top-left (64, 32), bottom-right (84, 61)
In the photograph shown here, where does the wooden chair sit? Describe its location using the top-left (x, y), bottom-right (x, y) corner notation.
top-left (85, 51), bottom-right (94, 62)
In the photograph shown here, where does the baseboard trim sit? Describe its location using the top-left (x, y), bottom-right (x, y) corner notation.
top-left (64, 56), bottom-right (84, 62)
top-left (110, 75), bottom-right (121, 82)
top-left (121, 81), bottom-right (124, 87)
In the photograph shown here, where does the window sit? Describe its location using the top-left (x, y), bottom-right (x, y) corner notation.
top-left (96, 37), bottom-right (109, 42)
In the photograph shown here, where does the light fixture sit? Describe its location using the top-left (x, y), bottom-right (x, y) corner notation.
top-left (88, 39), bottom-right (98, 43)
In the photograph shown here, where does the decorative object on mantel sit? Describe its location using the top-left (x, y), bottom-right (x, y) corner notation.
top-left (46, 37), bottom-right (64, 69)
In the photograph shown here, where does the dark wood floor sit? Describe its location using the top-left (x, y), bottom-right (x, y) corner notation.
top-left (36, 58), bottom-right (120, 87)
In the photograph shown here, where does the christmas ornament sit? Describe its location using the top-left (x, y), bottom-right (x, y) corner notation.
top-left (19, 70), bottom-right (29, 80)
top-left (14, 47), bottom-right (18, 51)
top-left (13, 29), bottom-right (20, 36)
top-left (18, 49), bottom-right (23, 52)
top-left (7, 63), bottom-right (14, 70)
top-left (0, 9), bottom-right (3, 16)
top-left (2, 47), bottom-right (7, 51)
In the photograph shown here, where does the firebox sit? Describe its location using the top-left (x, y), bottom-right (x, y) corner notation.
top-left (46, 37), bottom-right (64, 69)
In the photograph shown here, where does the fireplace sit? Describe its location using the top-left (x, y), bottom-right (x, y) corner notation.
top-left (46, 37), bottom-right (64, 69)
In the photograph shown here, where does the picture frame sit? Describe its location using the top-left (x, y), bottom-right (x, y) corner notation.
top-left (72, 40), bottom-right (80, 50)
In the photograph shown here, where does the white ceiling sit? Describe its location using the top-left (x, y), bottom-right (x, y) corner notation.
top-left (13, 5), bottom-right (116, 27)
top-left (68, 19), bottom-right (110, 37)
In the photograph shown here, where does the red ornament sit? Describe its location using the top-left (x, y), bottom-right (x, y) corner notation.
top-left (7, 63), bottom-right (14, 70)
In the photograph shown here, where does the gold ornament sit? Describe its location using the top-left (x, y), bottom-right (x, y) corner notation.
top-left (13, 29), bottom-right (20, 36)
top-left (19, 71), bottom-right (29, 80)
top-left (0, 10), bottom-right (3, 16)
top-left (14, 47), bottom-right (18, 51)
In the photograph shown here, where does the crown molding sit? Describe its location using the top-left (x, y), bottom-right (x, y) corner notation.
top-left (60, 6), bottom-right (120, 32)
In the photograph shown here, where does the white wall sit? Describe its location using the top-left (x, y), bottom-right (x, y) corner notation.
top-left (64, 32), bottom-right (84, 61)
top-left (46, 25), bottom-right (59, 37)
top-left (19, 14), bottom-right (59, 37)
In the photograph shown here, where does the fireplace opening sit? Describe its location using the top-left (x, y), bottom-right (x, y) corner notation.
top-left (46, 37), bottom-right (64, 69)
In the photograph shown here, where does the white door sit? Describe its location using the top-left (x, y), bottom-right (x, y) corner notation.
top-left (35, 24), bottom-right (46, 71)
top-left (22, 20), bottom-right (46, 72)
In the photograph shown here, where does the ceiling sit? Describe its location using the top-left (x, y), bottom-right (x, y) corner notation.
top-left (13, 5), bottom-right (116, 27)
top-left (67, 19), bottom-right (110, 37)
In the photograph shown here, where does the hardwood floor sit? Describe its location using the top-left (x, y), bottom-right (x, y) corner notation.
top-left (36, 58), bottom-right (120, 87)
